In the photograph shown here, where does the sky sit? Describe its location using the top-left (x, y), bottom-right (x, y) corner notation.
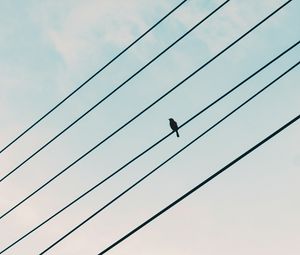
top-left (0, 0), bottom-right (299, 254)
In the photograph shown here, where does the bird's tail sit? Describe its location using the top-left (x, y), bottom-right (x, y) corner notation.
top-left (176, 130), bottom-right (179, 137)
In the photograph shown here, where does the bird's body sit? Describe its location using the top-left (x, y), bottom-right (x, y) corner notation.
top-left (169, 118), bottom-right (179, 137)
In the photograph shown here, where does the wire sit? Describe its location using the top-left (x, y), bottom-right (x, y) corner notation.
top-left (1, 40), bottom-right (298, 254)
top-left (0, 0), bottom-right (230, 183)
top-left (97, 114), bottom-right (300, 255)
top-left (38, 60), bottom-right (300, 255)
top-left (0, 0), bottom-right (189, 155)
top-left (0, 0), bottom-right (291, 221)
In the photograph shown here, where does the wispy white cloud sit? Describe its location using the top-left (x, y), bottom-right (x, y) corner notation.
top-left (31, 0), bottom-right (166, 70)
top-left (174, 0), bottom-right (286, 54)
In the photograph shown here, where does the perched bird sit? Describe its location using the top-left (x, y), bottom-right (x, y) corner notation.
top-left (169, 118), bottom-right (179, 137)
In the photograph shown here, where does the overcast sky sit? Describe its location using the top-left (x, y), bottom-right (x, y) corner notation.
top-left (0, 0), bottom-right (299, 254)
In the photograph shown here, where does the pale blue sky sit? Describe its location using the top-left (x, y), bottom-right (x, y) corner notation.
top-left (0, 0), bottom-right (299, 254)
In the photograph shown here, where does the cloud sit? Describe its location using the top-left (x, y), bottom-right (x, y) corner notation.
top-left (174, 0), bottom-right (286, 54)
top-left (30, 0), bottom-right (167, 70)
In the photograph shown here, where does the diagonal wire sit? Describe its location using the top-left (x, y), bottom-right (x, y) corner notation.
top-left (0, 0), bottom-right (291, 221)
top-left (39, 60), bottom-right (300, 255)
top-left (1, 40), bottom-right (298, 254)
top-left (0, 0), bottom-right (230, 183)
top-left (98, 114), bottom-right (300, 254)
top-left (0, 0), bottom-right (190, 154)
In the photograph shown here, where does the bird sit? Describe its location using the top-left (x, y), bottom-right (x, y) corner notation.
top-left (169, 118), bottom-right (179, 137)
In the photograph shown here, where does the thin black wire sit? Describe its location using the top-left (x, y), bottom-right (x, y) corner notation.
top-left (39, 60), bottom-right (300, 255)
top-left (0, 0), bottom-right (230, 183)
top-left (0, 0), bottom-right (189, 155)
top-left (98, 114), bottom-right (300, 254)
top-left (0, 0), bottom-right (290, 221)
top-left (1, 41), bottom-right (298, 255)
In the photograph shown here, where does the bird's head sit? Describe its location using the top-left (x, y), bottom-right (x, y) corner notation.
top-left (169, 118), bottom-right (173, 121)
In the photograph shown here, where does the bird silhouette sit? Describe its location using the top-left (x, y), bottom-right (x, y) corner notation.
top-left (169, 118), bottom-right (179, 137)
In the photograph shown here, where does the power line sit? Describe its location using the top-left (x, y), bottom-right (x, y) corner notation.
top-left (39, 60), bottom-right (300, 255)
top-left (1, 40), bottom-right (298, 254)
top-left (0, 0), bottom-right (291, 221)
top-left (0, 0), bottom-right (189, 155)
top-left (0, 0), bottom-right (230, 183)
top-left (97, 114), bottom-right (300, 255)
